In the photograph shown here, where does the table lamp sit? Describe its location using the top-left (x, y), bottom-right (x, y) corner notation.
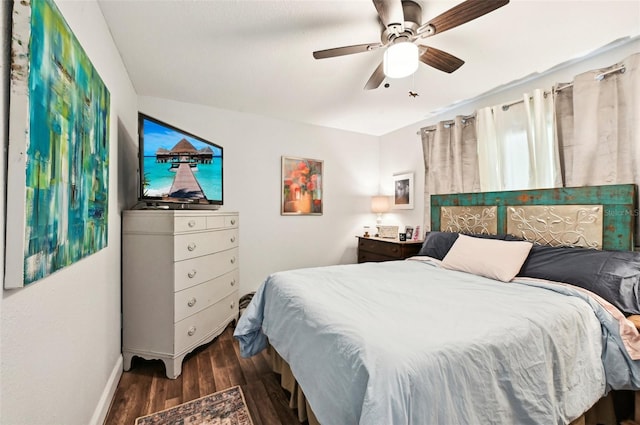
top-left (371, 195), bottom-right (390, 226)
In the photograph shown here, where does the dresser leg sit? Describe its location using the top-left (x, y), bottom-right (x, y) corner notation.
top-left (123, 352), bottom-right (134, 371)
top-left (164, 355), bottom-right (185, 379)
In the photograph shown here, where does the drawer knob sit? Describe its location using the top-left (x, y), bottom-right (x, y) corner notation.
top-left (188, 220), bottom-right (196, 228)
top-left (188, 326), bottom-right (197, 336)
top-left (230, 219), bottom-right (236, 225)
top-left (230, 301), bottom-right (235, 310)
top-left (188, 270), bottom-right (197, 278)
top-left (187, 242), bottom-right (197, 251)
top-left (230, 257), bottom-right (236, 265)
top-left (230, 279), bottom-right (236, 287)
top-left (187, 297), bottom-right (197, 307)
top-left (230, 236), bottom-right (236, 243)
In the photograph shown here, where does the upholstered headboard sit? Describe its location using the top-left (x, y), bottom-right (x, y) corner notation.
top-left (430, 184), bottom-right (637, 251)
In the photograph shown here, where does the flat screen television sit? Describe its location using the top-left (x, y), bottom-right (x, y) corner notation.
top-left (138, 113), bottom-right (223, 208)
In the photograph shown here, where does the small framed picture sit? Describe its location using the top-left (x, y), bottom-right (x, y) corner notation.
top-left (378, 225), bottom-right (399, 239)
top-left (392, 172), bottom-right (414, 210)
top-left (405, 226), bottom-right (414, 240)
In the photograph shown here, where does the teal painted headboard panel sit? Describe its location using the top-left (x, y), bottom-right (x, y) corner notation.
top-left (430, 184), bottom-right (637, 251)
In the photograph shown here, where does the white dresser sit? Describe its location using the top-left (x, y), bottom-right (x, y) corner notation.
top-left (122, 209), bottom-right (239, 379)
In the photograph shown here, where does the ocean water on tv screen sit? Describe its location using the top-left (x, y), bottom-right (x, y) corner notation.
top-left (143, 156), bottom-right (222, 201)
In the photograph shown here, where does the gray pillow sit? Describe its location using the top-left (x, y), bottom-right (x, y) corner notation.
top-left (517, 245), bottom-right (640, 315)
top-left (417, 231), bottom-right (459, 259)
top-left (417, 231), bottom-right (521, 260)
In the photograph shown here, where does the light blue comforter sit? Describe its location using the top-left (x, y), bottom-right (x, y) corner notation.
top-left (234, 259), bottom-right (640, 425)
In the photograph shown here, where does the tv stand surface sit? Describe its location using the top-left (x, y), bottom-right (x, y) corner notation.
top-left (132, 200), bottom-right (222, 211)
top-left (140, 205), bottom-right (170, 210)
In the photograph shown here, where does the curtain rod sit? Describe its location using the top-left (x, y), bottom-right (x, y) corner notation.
top-left (416, 63), bottom-right (626, 135)
top-left (501, 91), bottom-right (552, 111)
top-left (595, 64), bottom-right (626, 80)
top-left (417, 113), bottom-right (476, 134)
top-left (501, 65), bottom-right (626, 111)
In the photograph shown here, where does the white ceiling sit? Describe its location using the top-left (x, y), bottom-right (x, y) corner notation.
top-left (97, 0), bottom-right (640, 136)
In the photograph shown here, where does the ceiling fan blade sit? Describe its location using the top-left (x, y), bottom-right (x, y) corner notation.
top-left (372, 0), bottom-right (405, 33)
top-left (419, 46), bottom-right (464, 73)
top-left (313, 43), bottom-right (383, 59)
top-left (418, 0), bottom-right (509, 37)
top-left (364, 61), bottom-right (385, 90)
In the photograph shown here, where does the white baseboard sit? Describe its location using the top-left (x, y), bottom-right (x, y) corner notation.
top-left (89, 354), bottom-right (123, 425)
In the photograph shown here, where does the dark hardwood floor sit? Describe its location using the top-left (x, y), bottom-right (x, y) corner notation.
top-left (104, 324), bottom-right (302, 425)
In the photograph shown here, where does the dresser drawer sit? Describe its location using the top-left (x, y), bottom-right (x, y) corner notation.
top-left (174, 270), bottom-right (238, 322)
top-left (358, 238), bottom-right (403, 258)
top-left (358, 251), bottom-right (395, 263)
top-left (174, 216), bottom-right (207, 233)
top-left (356, 237), bottom-right (423, 264)
top-left (205, 216), bottom-right (225, 230)
top-left (174, 248), bottom-right (239, 291)
top-left (205, 215), bottom-right (238, 230)
top-left (174, 228), bottom-right (239, 261)
top-left (174, 291), bottom-right (238, 353)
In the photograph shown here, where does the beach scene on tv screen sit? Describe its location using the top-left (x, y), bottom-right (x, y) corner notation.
top-left (142, 118), bottom-right (222, 201)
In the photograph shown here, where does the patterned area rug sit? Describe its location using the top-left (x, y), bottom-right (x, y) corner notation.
top-left (135, 386), bottom-right (254, 425)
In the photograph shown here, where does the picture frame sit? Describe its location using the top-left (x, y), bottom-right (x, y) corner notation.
top-left (405, 226), bottom-right (414, 240)
top-left (378, 225), bottom-right (399, 239)
top-left (281, 156), bottom-right (323, 215)
top-left (413, 225), bottom-right (422, 241)
top-left (392, 172), bottom-right (414, 210)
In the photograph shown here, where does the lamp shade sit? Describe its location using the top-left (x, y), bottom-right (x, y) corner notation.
top-left (371, 195), bottom-right (390, 213)
top-left (383, 42), bottom-right (419, 79)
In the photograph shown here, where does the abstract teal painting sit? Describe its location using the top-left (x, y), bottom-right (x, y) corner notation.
top-left (6, 0), bottom-right (110, 287)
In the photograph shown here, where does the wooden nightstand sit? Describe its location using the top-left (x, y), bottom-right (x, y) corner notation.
top-left (357, 236), bottom-right (423, 263)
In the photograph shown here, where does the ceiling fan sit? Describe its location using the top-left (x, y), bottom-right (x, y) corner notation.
top-left (312, 0), bottom-right (510, 90)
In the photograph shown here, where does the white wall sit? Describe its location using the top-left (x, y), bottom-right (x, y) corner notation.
top-left (138, 97), bottom-right (380, 296)
top-left (379, 38), bottom-right (640, 235)
top-left (0, 1), bottom-right (138, 424)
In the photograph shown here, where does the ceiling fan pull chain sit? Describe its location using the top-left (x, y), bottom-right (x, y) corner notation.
top-left (409, 73), bottom-right (419, 98)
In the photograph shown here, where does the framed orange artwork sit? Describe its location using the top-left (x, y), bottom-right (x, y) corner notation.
top-left (281, 156), bottom-right (323, 215)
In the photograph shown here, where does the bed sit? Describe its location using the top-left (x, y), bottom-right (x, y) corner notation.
top-left (235, 184), bottom-right (640, 425)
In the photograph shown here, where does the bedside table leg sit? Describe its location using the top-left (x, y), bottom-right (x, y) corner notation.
top-left (621, 391), bottom-right (640, 425)
top-left (636, 391), bottom-right (640, 423)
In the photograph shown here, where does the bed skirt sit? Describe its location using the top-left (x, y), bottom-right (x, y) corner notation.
top-left (267, 346), bottom-right (615, 425)
top-left (267, 345), bottom-right (320, 425)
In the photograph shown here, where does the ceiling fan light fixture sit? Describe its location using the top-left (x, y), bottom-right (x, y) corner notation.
top-left (383, 42), bottom-right (419, 79)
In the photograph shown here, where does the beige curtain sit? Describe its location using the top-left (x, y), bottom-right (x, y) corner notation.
top-left (556, 53), bottom-right (640, 188)
top-left (420, 115), bottom-right (480, 230)
top-left (556, 53), bottom-right (640, 241)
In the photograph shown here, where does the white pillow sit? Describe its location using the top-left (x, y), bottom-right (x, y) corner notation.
top-left (441, 234), bottom-right (533, 282)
